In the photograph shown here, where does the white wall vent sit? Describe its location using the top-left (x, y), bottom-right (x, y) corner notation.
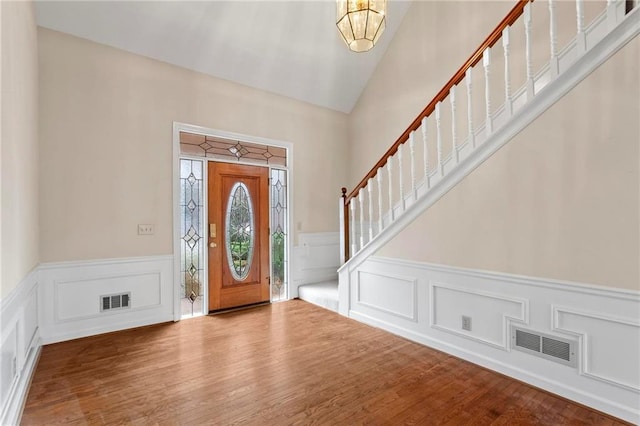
top-left (511, 326), bottom-right (577, 367)
top-left (100, 293), bottom-right (131, 312)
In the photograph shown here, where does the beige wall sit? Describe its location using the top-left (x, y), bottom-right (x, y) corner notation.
top-left (38, 28), bottom-right (348, 263)
top-left (1, 1), bottom-right (39, 298)
top-left (349, 1), bottom-right (639, 290)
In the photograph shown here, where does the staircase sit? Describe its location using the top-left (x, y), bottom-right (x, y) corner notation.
top-left (338, 0), bottom-right (639, 316)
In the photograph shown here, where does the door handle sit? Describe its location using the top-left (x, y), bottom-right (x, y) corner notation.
top-left (210, 242), bottom-right (217, 248)
top-left (210, 223), bottom-right (216, 238)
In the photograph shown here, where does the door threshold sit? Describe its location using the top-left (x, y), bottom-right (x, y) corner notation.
top-left (208, 301), bottom-right (270, 315)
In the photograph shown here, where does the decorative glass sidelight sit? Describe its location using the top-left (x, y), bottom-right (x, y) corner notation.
top-left (270, 169), bottom-right (288, 302)
top-left (180, 159), bottom-right (204, 317)
top-left (225, 182), bottom-right (255, 281)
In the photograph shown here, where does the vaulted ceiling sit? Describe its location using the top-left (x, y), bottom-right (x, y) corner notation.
top-left (35, 1), bottom-right (412, 113)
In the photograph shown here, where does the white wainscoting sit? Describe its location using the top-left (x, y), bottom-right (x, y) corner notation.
top-left (0, 268), bottom-right (41, 426)
top-left (357, 270), bottom-right (417, 322)
top-left (39, 255), bottom-right (174, 344)
top-left (553, 306), bottom-right (640, 392)
top-left (339, 256), bottom-right (640, 423)
top-left (291, 232), bottom-right (339, 298)
top-left (430, 282), bottom-right (527, 350)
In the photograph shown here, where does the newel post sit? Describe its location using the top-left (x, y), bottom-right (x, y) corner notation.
top-left (339, 187), bottom-right (350, 264)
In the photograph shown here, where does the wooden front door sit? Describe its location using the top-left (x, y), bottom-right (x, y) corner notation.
top-left (208, 162), bottom-right (270, 311)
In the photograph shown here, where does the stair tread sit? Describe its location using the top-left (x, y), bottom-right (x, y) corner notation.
top-left (298, 281), bottom-right (339, 313)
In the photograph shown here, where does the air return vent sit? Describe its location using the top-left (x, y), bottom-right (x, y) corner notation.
top-left (511, 326), bottom-right (577, 367)
top-left (100, 293), bottom-right (131, 312)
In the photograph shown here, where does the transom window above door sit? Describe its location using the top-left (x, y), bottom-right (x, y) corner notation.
top-left (180, 131), bottom-right (287, 166)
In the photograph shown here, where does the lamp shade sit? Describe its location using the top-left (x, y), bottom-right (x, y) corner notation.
top-left (336, 0), bottom-right (387, 53)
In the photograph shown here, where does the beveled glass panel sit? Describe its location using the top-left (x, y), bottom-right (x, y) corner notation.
top-left (351, 38), bottom-right (373, 52)
top-left (373, 19), bottom-right (386, 45)
top-left (365, 11), bottom-right (384, 39)
top-left (225, 182), bottom-right (255, 281)
top-left (180, 132), bottom-right (286, 166)
top-left (179, 159), bottom-right (204, 317)
top-left (349, 10), bottom-right (368, 40)
top-left (337, 16), bottom-right (354, 44)
top-left (337, 0), bottom-right (347, 20)
top-left (347, 0), bottom-right (365, 12)
top-left (270, 169), bottom-right (288, 302)
top-left (369, 0), bottom-right (385, 14)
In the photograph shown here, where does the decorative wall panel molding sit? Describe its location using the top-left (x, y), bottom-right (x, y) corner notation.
top-left (54, 272), bottom-right (162, 322)
top-left (0, 268), bottom-right (41, 426)
top-left (429, 282), bottom-right (527, 350)
top-left (341, 256), bottom-right (640, 423)
top-left (356, 270), bottom-right (417, 321)
top-left (39, 255), bottom-right (174, 344)
top-left (553, 306), bottom-right (640, 392)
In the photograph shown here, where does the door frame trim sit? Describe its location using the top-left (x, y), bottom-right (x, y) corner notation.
top-left (172, 122), bottom-right (294, 321)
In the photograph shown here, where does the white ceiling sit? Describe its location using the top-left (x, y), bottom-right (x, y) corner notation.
top-left (35, 1), bottom-right (411, 113)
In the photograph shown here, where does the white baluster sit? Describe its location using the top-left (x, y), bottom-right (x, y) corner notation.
top-left (409, 131), bottom-right (417, 199)
top-left (503, 27), bottom-right (513, 117)
top-left (549, 0), bottom-right (559, 78)
top-left (465, 68), bottom-right (475, 148)
top-left (398, 144), bottom-right (405, 211)
top-left (387, 157), bottom-right (394, 222)
top-left (350, 200), bottom-right (357, 254)
top-left (607, 0), bottom-right (617, 30)
top-left (340, 193), bottom-right (346, 264)
top-left (524, 2), bottom-right (535, 100)
top-left (483, 49), bottom-right (492, 136)
top-left (450, 86), bottom-right (458, 164)
top-left (376, 172), bottom-right (383, 232)
top-left (576, 0), bottom-right (586, 54)
top-left (421, 116), bottom-right (430, 188)
top-left (367, 179), bottom-right (374, 241)
top-left (359, 191), bottom-right (365, 248)
top-left (435, 102), bottom-right (443, 177)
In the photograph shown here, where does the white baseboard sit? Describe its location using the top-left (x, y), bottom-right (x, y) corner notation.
top-left (341, 256), bottom-right (640, 424)
top-left (0, 268), bottom-right (41, 426)
top-left (291, 232), bottom-right (339, 298)
top-left (39, 255), bottom-right (174, 344)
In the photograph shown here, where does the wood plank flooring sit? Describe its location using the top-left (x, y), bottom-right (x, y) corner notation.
top-left (22, 300), bottom-right (629, 425)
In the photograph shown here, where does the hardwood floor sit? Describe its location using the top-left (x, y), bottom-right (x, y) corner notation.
top-left (22, 300), bottom-right (628, 425)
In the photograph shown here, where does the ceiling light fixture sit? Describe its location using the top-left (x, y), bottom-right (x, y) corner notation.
top-left (336, 0), bottom-right (387, 53)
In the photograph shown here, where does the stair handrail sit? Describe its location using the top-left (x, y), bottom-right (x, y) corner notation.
top-left (341, 0), bottom-right (532, 261)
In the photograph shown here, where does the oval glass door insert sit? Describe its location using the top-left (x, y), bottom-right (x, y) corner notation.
top-left (225, 182), bottom-right (255, 281)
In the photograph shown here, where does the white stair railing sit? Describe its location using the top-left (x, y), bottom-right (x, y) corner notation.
top-left (340, 0), bottom-right (635, 264)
